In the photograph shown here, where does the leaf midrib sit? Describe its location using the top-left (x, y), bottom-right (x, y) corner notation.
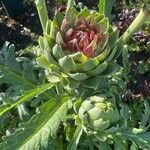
top-left (17, 100), bottom-right (67, 150)
top-left (0, 63), bottom-right (36, 88)
top-left (0, 63), bottom-right (52, 101)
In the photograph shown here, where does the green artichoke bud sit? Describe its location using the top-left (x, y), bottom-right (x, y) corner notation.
top-left (38, 0), bottom-right (120, 81)
top-left (77, 95), bottom-right (120, 131)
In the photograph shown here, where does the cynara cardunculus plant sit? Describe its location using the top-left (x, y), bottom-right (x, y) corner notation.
top-left (1, 1), bottom-right (150, 150)
top-left (37, 0), bottom-right (150, 84)
top-left (37, 0), bottom-right (121, 82)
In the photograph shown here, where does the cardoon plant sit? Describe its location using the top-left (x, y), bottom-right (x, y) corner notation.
top-left (0, 0), bottom-right (150, 150)
top-left (37, 0), bottom-right (121, 82)
top-left (37, 0), bottom-right (150, 84)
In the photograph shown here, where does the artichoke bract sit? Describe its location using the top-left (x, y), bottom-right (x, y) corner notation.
top-left (38, 0), bottom-right (120, 81)
top-left (78, 95), bottom-right (120, 131)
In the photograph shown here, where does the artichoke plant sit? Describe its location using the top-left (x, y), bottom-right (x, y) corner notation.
top-left (38, 0), bottom-right (120, 81)
top-left (76, 95), bottom-right (120, 132)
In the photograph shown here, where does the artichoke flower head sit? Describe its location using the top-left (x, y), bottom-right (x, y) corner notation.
top-left (39, 0), bottom-right (120, 81)
top-left (63, 18), bottom-right (102, 58)
top-left (77, 95), bottom-right (120, 132)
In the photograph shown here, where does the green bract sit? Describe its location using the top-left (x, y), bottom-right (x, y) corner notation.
top-left (38, 0), bottom-right (121, 81)
top-left (77, 95), bottom-right (120, 131)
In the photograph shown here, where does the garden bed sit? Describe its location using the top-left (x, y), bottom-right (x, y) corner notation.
top-left (0, 0), bottom-right (149, 98)
top-left (0, 0), bottom-right (150, 149)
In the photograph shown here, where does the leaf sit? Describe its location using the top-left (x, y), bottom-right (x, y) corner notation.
top-left (35, 0), bottom-right (48, 32)
top-left (121, 128), bottom-right (150, 149)
top-left (0, 97), bottom-right (68, 150)
top-left (0, 83), bottom-right (54, 117)
top-left (67, 126), bottom-right (82, 150)
top-left (81, 76), bottom-right (109, 90)
top-left (122, 46), bottom-right (131, 75)
top-left (0, 42), bottom-right (38, 89)
top-left (98, 0), bottom-right (116, 21)
top-left (96, 141), bottom-right (112, 150)
top-left (114, 136), bottom-right (127, 150)
top-left (108, 28), bottom-right (119, 48)
top-left (102, 63), bottom-right (120, 75)
top-left (130, 142), bottom-right (139, 150)
top-left (140, 100), bottom-right (150, 128)
top-left (36, 55), bottom-right (53, 69)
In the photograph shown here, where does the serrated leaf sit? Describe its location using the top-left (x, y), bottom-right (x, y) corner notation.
top-left (121, 128), bottom-right (150, 149)
top-left (0, 42), bottom-right (38, 89)
top-left (139, 101), bottom-right (150, 129)
top-left (0, 83), bottom-right (54, 117)
top-left (0, 97), bottom-right (68, 150)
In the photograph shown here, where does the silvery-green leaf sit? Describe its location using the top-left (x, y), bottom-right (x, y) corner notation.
top-left (87, 61), bottom-right (108, 76)
top-left (52, 44), bottom-right (65, 60)
top-left (81, 76), bottom-right (109, 90)
top-left (68, 73), bottom-right (88, 81)
top-left (76, 8), bottom-right (90, 19)
top-left (46, 20), bottom-right (51, 35)
top-left (69, 52), bottom-right (87, 63)
top-left (38, 36), bottom-right (44, 50)
top-left (77, 58), bottom-right (99, 72)
top-left (50, 22), bottom-right (59, 39)
top-left (108, 28), bottom-right (119, 48)
top-left (96, 46), bottom-right (110, 62)
top-left (107, 45), bottom-right (124, 62)
top-left (56, 32), bottom-right (64, 45)
top-left (59, 56), bottom-right (76, 72)
top-left (98, 0), bottom-right (116, 21)
top-left (53, 11), bottom-right (64, 28)
top-left (36, 55), bottom-right (53, 69)
top-left (95, 14), bottom-right (105, 22)
top-left (44, 34), bottom-right (54, 50)
top-left (0, 97), bottom-right (67, 150)
top-left (130, 142), bottom-right (138, 150)
top-left (100, 17), bottom-right (109, 32)
top-left (102, 62), bottom-right (119, 75)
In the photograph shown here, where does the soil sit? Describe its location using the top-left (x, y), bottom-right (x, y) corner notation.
top-left (0, 0), bottom-right (149, 98)
top-left (128, 51), bottom-right (150, 98)
top-left (0, 0), bottom-right (56, 50)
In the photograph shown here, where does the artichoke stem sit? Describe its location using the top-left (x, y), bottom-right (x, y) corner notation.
top-left (36, 0), bottom-right (48, 33)
top-left (66, 0), bottom-right (74, 13)
top-left (117, 4), bottom-right (150, 45)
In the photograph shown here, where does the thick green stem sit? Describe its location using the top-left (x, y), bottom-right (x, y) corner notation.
top-left (117, 5), bottom-right (150, 45)
top-left (66, 0), bottom-right (73, 13)
top-left (35, 0), bottom-right (48, 33)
